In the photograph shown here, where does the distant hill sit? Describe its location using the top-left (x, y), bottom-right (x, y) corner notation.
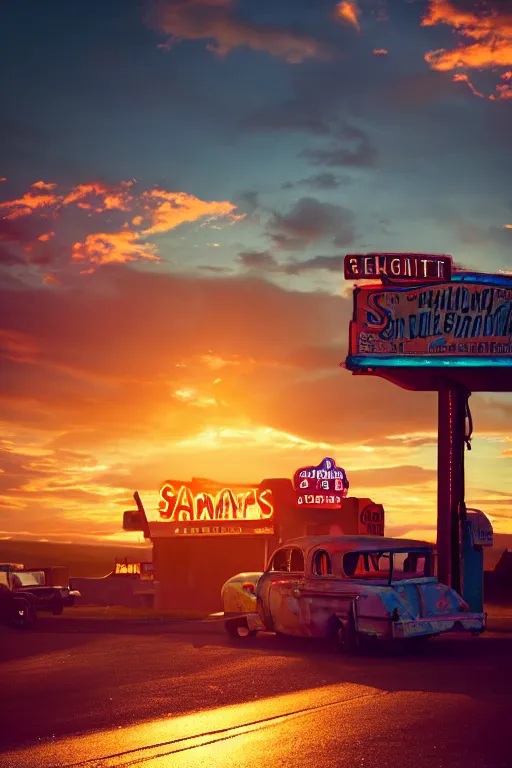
top-left (0, 540), bottom-right (152, 578)
top-left (1, 532), bottom-right (509, 578)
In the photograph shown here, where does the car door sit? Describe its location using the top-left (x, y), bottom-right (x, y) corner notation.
top-left (268, 547), bottom-right (306, 636)
top-left (301, 548), bottom-right (340, 638)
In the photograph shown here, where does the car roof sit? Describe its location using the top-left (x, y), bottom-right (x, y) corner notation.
top-left (282, 535), bottom-right (433, 553)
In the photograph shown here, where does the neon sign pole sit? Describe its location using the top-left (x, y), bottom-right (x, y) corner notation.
top-left (344, 253), bottom-right (512, 592)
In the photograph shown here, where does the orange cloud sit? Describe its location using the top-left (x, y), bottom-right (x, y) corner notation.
top-left (0, 189), bottom-right (60, 220)
top-left (452, 72), bottom-right (484, 98)
top-left (373, 48), bottom-right (388, 56)
top-left (60, 182), bottom-right (134, 212)
top-left (335, 1), bottom-right (361, 32)
top-left (72, 230), bottom-right (160, 265)
top-left (490, 69), bottom-right (512, 100)
top-left (141, 189), bottom-right (243, 235)
top-left (38, 231), bottom-right (55, 242)
top-left (1, 179), bottom-right (242, 267)
top-left (32, 181), bottom-right (57, 191)
top-left (61, 183), bottom-right (107, 206)
top-left (152, 0), bottom-right (330, 63)
top-left (422, 0), bottom-right (512, 97)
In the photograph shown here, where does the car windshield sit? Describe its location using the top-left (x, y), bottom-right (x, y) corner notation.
top-left (12, 571), bottom-right (45, 587)
top-left (342, 550), bottom-right (432, 581)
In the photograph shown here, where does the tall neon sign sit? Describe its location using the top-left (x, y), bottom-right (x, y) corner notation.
top-left (293, 457), bottom-right (349, 508)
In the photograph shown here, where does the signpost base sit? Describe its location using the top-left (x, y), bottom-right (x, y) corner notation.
top-left (437, 385), bottom-right (468, 592)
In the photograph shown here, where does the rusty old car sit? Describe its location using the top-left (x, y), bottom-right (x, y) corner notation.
top-left (221, 535), bottom-right (486, 651)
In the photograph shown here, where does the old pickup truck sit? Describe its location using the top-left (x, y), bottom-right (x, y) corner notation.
top-left (221, 535), bottom-right (486, 651)
top-left (0, 563), bottom-right (80, 624)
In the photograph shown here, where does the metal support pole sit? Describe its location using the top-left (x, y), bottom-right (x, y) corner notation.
top-left (437, 385), bottom-right (468, 592)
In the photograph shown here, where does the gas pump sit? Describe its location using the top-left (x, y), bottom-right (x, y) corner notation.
top-left (461, 509), bottom-right (493, 614)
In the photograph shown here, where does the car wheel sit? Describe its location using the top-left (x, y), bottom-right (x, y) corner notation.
top-left (224, 618), bottom-right (256, 639)
top-left (11, 596), bottom-right (37, 630)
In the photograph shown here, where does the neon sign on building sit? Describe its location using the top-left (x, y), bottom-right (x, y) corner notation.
top-left (158, 483), bottom-right (274, 522)
top-left (293, 457), bottom-right (349, 508)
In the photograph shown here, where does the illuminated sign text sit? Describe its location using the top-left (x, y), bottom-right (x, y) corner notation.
top-left (158, 484), bottom-right (274, 522)
top-left (293, 457), bottom-right (349, 509)
top-left (350, 281), bottom-right (512, 358)
top-left (344, 253), bottom-right (452, 283)
top-left (359, 503), bottom-right (385, 536)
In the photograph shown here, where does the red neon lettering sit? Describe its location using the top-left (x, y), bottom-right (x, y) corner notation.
top-left (158, 483), bottom-right (176, 519)
top-left (215, 489), bottom-right (238, 520)
top-left (196, 493), bottom-right (215, 520)
top-left (158, 484), bottom-right (274, 522)
top-left (175, 486), bottom-right (194, 521)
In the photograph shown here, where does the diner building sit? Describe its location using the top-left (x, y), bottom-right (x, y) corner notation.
top-left (123, 458), bottom-right (385, 612)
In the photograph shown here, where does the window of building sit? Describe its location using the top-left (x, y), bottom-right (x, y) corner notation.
top-left (312, 549), bottom-right (332, 576)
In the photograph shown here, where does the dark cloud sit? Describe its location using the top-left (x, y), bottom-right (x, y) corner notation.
top-left (300, 123), bottom-right (379, 168)
top-left (300, 137), bottom-right (378, 168)
top-left (148, 0), bottom-right (331, 63)
top-left (238, 250), bottom-right (278, 270)
top-left (235, 190), bottom-right (260, 215)
top-left (457, 223), bottom-right (512, 249)
top-left (238, 251), bottom-right (346, 275)
top-left (240, 96), bottom-right (334, 135)
top-left (281, 172), bottom-right (350, 190)
top-left (0, 215), bottom-right (39, 246)
top-left (266, 196), bottom-right (355, 250)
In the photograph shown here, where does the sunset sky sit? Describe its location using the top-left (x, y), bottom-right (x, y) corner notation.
top-left (0, 0), bottom-right (511, 545)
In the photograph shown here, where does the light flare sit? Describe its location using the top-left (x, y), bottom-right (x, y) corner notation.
top-left (335, 1), bottom-right (361, 32)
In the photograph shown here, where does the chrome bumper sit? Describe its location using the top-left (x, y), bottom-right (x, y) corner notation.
top-left (392, 613), bottom-right (486, 639)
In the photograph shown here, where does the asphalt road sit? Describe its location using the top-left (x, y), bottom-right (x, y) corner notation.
top-left (1, 621), bottom-right (511, 768)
